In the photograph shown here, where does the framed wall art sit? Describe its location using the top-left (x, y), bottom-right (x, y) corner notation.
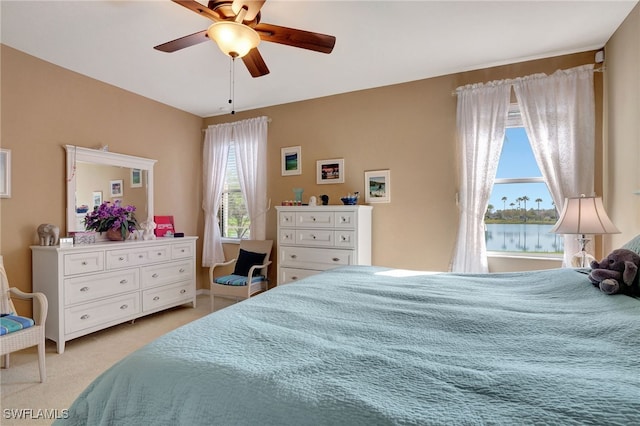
top-left (281, 146), bottom-right (302, 176)
top-left (0, 149), bottom-right (11, 198)
top-left (130, 168), bottom-right (142, 188)
top-left (92, 191), bottom-right (103, 207)
top-left (110, 179), bottom-right (123, 197)
top-left (364, 170), bottom-right (391, 203)
top-left (316, 158), bottom-right (344, 184)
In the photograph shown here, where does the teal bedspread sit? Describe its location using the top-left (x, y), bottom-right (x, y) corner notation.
top-left (57, 266), bottom-right (640, 425)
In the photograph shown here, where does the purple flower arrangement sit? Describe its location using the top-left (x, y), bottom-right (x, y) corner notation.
top-left (84, 200), bottom-right (138, 239)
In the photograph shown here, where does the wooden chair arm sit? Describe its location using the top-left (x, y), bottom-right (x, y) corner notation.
top-left (9, 288), bottom-right (48, 325)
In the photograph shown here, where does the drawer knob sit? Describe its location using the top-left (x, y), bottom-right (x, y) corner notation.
top-left (290, 254), bottom-right (297, 259)
top-left (153, 296), bottom-right (160, 301)
top-left (332, 257), bottom-right (340, 262)
top-left (311, 234), bottom-right (316, 239)
top-left (157, 252), bottom-right (162, 256)
top-left (81, 261), bottom-right (87, 266)
top-left (152, 273), bottom-right (159, 278)
top-left (291, 276), bottom-right (298, 280)
top-left (80, 314), bottom-right (89, 320)
top-left (180, 289), bottom-right (186, 294)
top-left (120, 279), bottom-right (128, 284)
top-left (138, 254), bottom-right (144, 259)
top-left (181, 249), bottom-right (185, 253)
top-left (80, 286), bottom-right (89, 292)
top-left (119, 257), bottom-right (125, 261)
top-left (120, 304), bottom-right (128, 310)
top-left (179, 268), bottom-right (185, 273)
top-left (311, 216), bottom-right (316, 222)
top-left (341, 236), bottom-right (347, 241)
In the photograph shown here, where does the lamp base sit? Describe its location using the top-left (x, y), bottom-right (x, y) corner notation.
top-left (570, 250), bottom-right (596, 268)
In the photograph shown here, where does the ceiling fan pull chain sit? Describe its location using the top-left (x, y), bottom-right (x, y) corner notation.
top-left (228, 56), bottom-right (236, 115)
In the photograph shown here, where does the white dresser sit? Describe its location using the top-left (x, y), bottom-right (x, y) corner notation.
top-left (31, 237), bottom-right (198, 353)
top-left (276, 206), bottom-right (372, 285)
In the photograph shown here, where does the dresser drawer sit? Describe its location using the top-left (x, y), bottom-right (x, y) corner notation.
top-left (64, 251), bottom-right (104, 276)
top-left (64, 269), bottom-right (140, 305)
top-left (65, 293), bottom-right (140, 334)
top-left (279, 211), bottom-right (296, 227)
top-left (106, 245), bottom-right (171, 269)
top-left (335, 211), bottom-right (357, 228)
top-left (296, 211), bottom-right (334, 228)
top-left (335, 231), bottom-right (356, 248)
top-left (279, 267), bottom-right (320, 285)
top-left (141, 260), bottom-right (193, 289)
top-left (279, 246), bottom-right (352, 270)
top-left (142, 281), bottom-right (194, 312)
top-left (171, 242), bottom-right (194, 259)
top-left (296, 229), bottom-right (334, 246)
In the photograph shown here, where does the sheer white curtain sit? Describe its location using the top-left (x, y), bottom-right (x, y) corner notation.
top-left (513, 64), bottom-right (595, 267)
top-left (202, 123), bottom-right (232, 267)
top-left (451, 83), bottom-right (511, 273)
top-left (234, 116), bottom-right (269, 240)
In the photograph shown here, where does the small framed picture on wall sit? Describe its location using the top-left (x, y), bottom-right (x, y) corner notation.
top-left (0, 148), bottom-right (11, 198)
top-left (110, 179), bottom-right (123, 197)
top-left (92, 191), bottom-right (103, 207)
top-left (316, 158), bottom-right (345, 184)
top-left (364, 170), bottom-right (391, 203)
top-left (281, 146), bottom-right (302, 176)
top-left (130, 168), bottom-right (142, 188)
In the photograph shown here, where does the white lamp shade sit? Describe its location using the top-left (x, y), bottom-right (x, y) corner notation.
top-left (207, 21), bottom-right (260, 58)
top-left (551, 196), bottom-right (620, 235)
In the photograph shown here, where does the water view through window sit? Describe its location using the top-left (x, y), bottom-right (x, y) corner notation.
top-left (486, 125), bottom-right (563, 255)
top-left (485, 223), bottom-right (564, 253)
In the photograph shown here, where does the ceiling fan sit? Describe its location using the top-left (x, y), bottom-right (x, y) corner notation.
top-left (154, 0), bottom-right (336, 78)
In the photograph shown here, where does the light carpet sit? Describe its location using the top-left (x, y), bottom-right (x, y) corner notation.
top-left (0, 294), bottom-right (233, 425)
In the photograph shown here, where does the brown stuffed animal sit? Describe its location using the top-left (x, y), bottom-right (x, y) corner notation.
top-left (588, 248), bottom-right (640, 295)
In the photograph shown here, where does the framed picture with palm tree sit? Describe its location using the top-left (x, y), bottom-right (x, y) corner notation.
top-left (364, 170), bottom-right (390, 203)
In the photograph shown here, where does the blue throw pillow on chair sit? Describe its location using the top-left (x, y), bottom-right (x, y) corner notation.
top-left (233, 249), bottom-right (267, 276)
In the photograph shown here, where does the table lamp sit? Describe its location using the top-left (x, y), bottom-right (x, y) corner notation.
top-left (551, 194), bottom-right (620, 267)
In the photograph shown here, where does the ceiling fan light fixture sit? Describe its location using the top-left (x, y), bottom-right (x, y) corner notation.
top-left (207, 21), bottom-right (260, 58)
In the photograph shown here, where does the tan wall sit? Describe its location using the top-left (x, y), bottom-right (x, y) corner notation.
top-left (3, 29), bottom-right (636, 308)
top-left (603, 3), bottom-right (640, 253)
top-left (206, 51), bottom-right (602, 274)
top-left (0, 45), bottom-right (204, 313)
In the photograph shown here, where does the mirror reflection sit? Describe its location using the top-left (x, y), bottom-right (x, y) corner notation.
top-left (72, 163), bottom-right (148, 231)
top-left (65, 145), bottom-right (156, 234)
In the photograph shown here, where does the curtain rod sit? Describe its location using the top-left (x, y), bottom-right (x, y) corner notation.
top-left (450, 66), bottom-right (605, 96)
top-left (201, 117), bottom-right (272, 132)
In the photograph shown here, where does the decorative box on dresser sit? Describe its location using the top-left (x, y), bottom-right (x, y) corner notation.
top-left (276, 205), bottom-right (372, 285)
top-left (31, 237), bottom-right (198, 353)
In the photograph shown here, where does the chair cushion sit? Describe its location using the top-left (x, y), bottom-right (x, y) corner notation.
top-left (0, 314), bottom-right (35, 336)
top-left (214, 274), bottom-right (266, 287)
top-left (233, 249), bottom-right (267, 276)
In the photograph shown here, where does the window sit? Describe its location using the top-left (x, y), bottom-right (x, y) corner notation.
top-left (219, 144), bottom-right (250, 239)
top-left (485, 105), bottom-right (563, 254)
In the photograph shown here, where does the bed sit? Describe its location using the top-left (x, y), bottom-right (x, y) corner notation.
top-left (57, 265), bottom-right (640, 425)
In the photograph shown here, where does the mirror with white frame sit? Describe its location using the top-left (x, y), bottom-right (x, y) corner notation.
top-left (65, 145), bottom-right (156, 234)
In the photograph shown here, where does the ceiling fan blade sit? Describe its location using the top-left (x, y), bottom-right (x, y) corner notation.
top-left (154, 30), bottom-right (209, 52)
top-left (231, 0), bottom-right (265, 22)
top-left (242, 48), bottom-right (270, 77)
top-left (254, 23), bottom-right (336, 54)
top-left (172, 0), bottom-right (223, 21)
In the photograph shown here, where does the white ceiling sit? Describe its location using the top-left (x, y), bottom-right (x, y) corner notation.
top-left (1, 1), bottom-right (637, 117)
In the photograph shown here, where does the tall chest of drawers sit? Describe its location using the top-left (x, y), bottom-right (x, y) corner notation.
top-left (276, 206), bottom-right (372, 285)
top-left (31, 237), bottom-right (198, 353)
